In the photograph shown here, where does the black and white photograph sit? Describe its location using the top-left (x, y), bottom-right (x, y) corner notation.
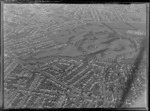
top-left (1, 3), bottom-right (149, 109)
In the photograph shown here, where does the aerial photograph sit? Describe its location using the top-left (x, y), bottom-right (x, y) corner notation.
top-left (3, 3), bottom-right (148, 109)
